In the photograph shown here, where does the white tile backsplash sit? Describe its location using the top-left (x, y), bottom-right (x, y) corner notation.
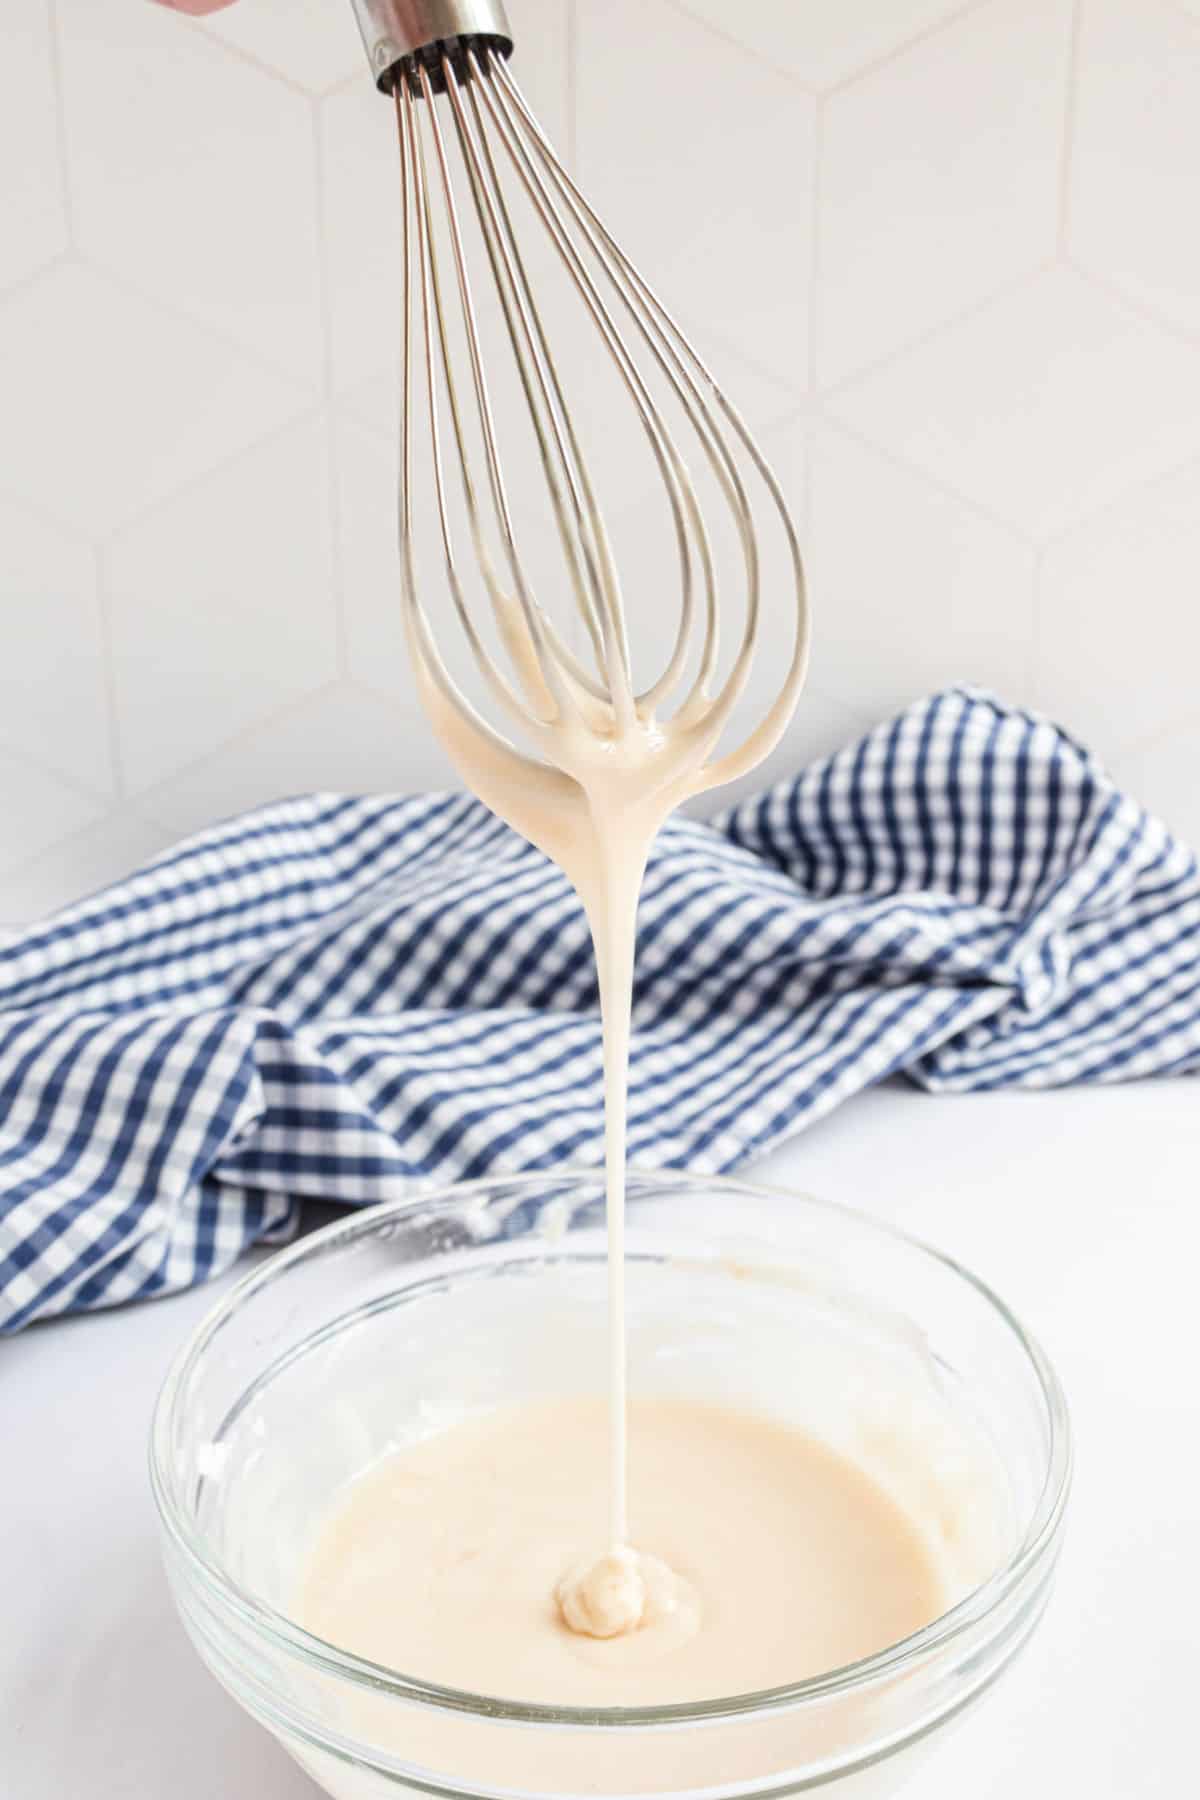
top-left (138, 682), bottom-right (432, 837)
top-left (1039, 458), bottom-right (1200, 754)
top-left (827, 270), bottom-right (1200, 538)
top-left (0, 263), bottom-right (307, 533)
top-left (106, 417), bottom-right (339, 792)
top-left (678, 1), bottom-right (976, 91)
top-left (0, 808), bottom-right (176, 924)
top-left (336, 416), bottom-right (432, 711)
top-left (319, 77), bottom-right (403, 394)
top-left (197, 0), bottom-right (366, 94)
top-left (2, 0), bottom-right (1199, 927)
top-left (806, 422), bottom-right (1036, 714)
top-left (57, 0), bottom-right (324, 382)
top-left (0, 501), bottom-right (110, 796)
top-left (0, 0), bottom-right (69, 289)
top-left (817, 0), bottom-right (1072, 386)
top-left (575, 0), bottom-right (816, 387)
top-left (0, 747), bottom-right (105, 881)
top-left (1069, 0), bottom-right (1200, 338)
top-left (1113, 716), bottom-right (1200, 854)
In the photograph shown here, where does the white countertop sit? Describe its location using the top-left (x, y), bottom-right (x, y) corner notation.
top-left (3, 1078), bottom-right (1197, 1796)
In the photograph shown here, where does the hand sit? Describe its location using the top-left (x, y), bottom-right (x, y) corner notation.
top-left (151, 2), bottom-right (241, 15)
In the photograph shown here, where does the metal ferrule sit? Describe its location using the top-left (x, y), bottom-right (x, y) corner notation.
top-left (348, 0), bottom-right (513, 93)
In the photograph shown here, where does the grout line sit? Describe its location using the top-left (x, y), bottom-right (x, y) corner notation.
top-left (806, 95), bottom-right (825, 397)
top-left (685, 325), bottom-right (812, 430)
top-left (0, 476), bottom-right (94, 548)
top-left (1036, 438), bottom-right (1200, 553)
top-left (663, 1), bottom-right (818, 92)
top-left (693, 326), bottom-right (812, 420)
top-left (342, 674), bottom-right (413, 719)
top-left (1067, 253), bottom-right (1200, 354)
top-left (104, 402), bottom-right (324, 545)
top-left (92, 544), bottom-right (128, 802)
top-left (818, 258), bottom-right (1056, 400)
top-left (0, 801), bottom-right (132, 899)
top-left (320, 67), bottom-right (369, 101)
top-left (54, 220), bottom-right (318, 533)
top-left (0, 250), bottom-right (76, 317)
top-left (0, 734), bottom-right (110, 814)
top-left (133, 679), bottom-right (345, 831)
top-left (1055, 0), bottom-right (1084, 256)
top-left (87, 259), bottom-right (320, 400)
top-left (821, 0), bottom-right (994, 97)
top-left (312, 99), bottom-right (352, 679)
top-left (813, 409), bottom-right (1043, 549)
top-left (44, 0), bottom-right (77, 249)
top-left (190, 17), bottom-right (320, 100)
top-left (760, 392), bottom-right (820, 440)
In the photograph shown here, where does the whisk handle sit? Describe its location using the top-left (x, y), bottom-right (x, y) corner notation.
top-left (348, 0), bottom-right (513, 93)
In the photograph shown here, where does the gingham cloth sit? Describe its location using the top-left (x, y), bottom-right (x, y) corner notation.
top-left (1, 688), bottom-right (1197, 1334)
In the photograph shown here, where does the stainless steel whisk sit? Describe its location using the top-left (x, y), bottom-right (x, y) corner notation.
top-left (348, 0), bottom-right (809, 788)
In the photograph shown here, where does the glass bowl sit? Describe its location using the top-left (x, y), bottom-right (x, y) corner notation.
top-left (150, 1171), bottom-right (1070, 1799)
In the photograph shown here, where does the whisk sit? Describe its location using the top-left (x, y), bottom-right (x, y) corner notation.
top-left (347, 0), bottom-right (809, 804)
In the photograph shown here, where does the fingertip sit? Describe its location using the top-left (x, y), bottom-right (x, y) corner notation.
top-left (151, 1), bottom-right (241, 17)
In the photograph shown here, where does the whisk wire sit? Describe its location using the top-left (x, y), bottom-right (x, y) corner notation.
top-left (488, 55), bottom-right (762, 726)
top-left (471, 51), bottom-right (705, 718)
top-left (402, 79), bottom-right (549, 737)
top-left (415, 70), bottom-right (579, 724)
top-left (493, 55), bottom-right (811, 769)
top-left (392, 40), bottom-right (809, 789)
top-left (445, 60), bottom-right (627, 712)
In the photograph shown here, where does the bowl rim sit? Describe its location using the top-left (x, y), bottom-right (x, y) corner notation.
top-left (150, 1167), bottom-right (1072, 1729)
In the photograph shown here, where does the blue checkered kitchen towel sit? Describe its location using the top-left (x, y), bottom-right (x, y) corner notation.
top-left (1, 688), bottom-right (1197, 1334)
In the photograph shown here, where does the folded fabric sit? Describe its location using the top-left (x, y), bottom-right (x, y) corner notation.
top-left (1, 687), bottom-right (1196, 1334)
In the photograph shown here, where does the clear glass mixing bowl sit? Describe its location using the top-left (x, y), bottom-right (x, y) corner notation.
top-left (150, 1172), bottom-right (1070, 1799)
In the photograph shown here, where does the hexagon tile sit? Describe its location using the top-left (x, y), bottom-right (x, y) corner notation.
top-left (1114, 717), bottom-right (1200, 854)
top-left (0, 750), bottom-right (105, 887)
top-left (56, 0), bottom-right (323, 383)
top-left (1069, 0), bottom-right (1200, 340)
top-left (0, 501), bottom-right (111, 798)
top-left (0, 809), bottom-right (177, 930)
top-left (817, 0), bottom-right (1073, 386)
top-left (0, 264), bottom-right (308, 536)
top-left (198, 0), bottom-right (366, 94)
top-left (0, 0), bottom-right (68, 289)
top-left (827, 270), bottom-right (1200, 540)
top-left (318, 76), bottom-right (403, 394)
top-left (138, 682), bottom-right (443, 839)
top-left (106, 417), bottom-right (339, 795)
top-left (335, 415), bottom-right (411, 712)
top-left (1039, 458), bottom-right (1200, 758)
top-left (575, 0), bottom-right (816, 390)
top-left (671, 0), bottom-right (972, 90)
top-left (806, 423), bottom-right (1036, 717)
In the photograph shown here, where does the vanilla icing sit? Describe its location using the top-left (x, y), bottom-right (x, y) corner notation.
top-left (403, 587), bottom-right (806, 1621)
